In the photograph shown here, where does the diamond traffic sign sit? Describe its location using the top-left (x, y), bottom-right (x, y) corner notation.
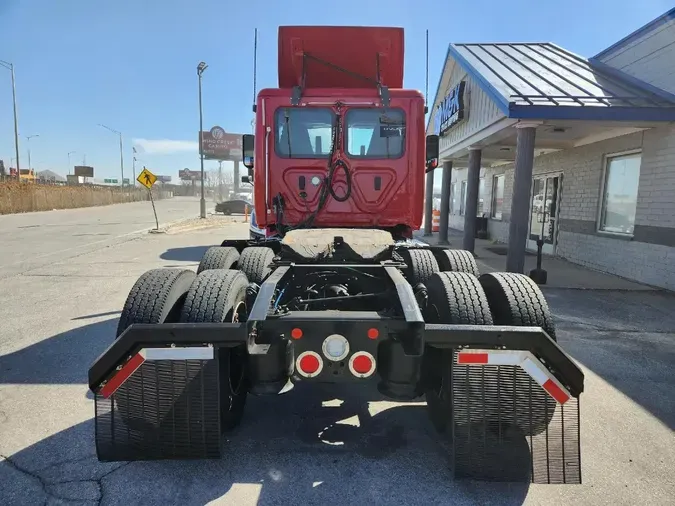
top-left (137, 167), bottom-right (157, 190)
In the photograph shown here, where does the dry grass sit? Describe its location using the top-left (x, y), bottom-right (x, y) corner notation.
top-left (0, 182), bottom-right (171, 215)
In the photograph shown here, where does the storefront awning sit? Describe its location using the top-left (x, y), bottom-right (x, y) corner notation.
top-left (448, 42), bottom-right (675, 122)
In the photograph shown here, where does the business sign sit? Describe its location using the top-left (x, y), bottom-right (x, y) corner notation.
top-left (435, 81), bottom-right (466, 136)
top-left (199, 126), bottom-right (243, 161)
top-left (180, 169), bottom-right (202, 181)
top-left (74, 165), bottom-right (94, 177)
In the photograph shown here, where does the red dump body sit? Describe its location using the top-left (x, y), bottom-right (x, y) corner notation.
top-left (253, 26), bottom-right (425, 234)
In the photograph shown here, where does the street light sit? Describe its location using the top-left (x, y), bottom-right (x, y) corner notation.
top-left (98, 123), bottom-right (125, 186)
top-left (0, 60), bottom-right (21, 181)
top-left (26, 134), bottom-right (39, 178)
top-left (67, 151), bottom-right (76, 175)
top-left (197, 61), bottom-right (208, 218)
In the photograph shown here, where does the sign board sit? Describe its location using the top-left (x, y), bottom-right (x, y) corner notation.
top-left (104, 178), bottom-right (118, 184)
top-left (137, 167), bottom-right (157, 190)
top-left (74, 165), bottom-right (94, 177)
top-left (66, 175), bottom-right (81, 185)
top-left (435, 81), bottom-right (466, 136)
top-left (199, 126), bottom-right (243, 161)
top-left (157, 175), bottom-right (172, 183)
top-left (180, 169), bottom-right (202, 181)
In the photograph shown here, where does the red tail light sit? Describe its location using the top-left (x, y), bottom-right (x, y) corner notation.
top-left (348, 351), bottom-right (376, 378)
top-left (296, 351), bottom-right (323, 378)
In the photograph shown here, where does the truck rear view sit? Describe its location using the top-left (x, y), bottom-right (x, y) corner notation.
top-left (88, 25), bottom-right (585, 485)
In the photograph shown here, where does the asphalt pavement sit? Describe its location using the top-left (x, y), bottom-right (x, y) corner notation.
top-left (0, 196), bottom-right (205, 280)
top-left (0, 211), bottom-right (673, 505)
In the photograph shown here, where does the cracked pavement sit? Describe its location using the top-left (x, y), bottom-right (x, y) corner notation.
top-left (1, 202), bottom-right (674, 505)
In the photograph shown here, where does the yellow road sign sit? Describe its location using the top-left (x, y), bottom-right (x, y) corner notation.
top-left (137, 167), bottom-right (157, 189)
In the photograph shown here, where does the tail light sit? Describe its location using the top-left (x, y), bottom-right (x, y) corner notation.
top-left (348, 351), bottom-right (376, 378)
top-left (295, 351), bottom-right (323, 378)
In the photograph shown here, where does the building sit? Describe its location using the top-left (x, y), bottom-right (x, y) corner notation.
top-left (425, 8), bottom-right (675, 290)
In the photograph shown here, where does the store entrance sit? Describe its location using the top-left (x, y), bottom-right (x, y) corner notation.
top-left (527, 173), bottom-right (562, 255)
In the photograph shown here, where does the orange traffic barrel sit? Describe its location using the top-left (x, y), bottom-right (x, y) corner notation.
top-left (432, 209), bottom-right (440, 232)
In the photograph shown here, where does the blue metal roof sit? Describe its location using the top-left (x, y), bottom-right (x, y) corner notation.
top-left (443, 42), bottom-right (675, 122)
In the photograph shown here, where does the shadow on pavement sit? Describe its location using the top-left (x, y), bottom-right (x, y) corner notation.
top-left (0, 382), bottom-right (530, 506)
top-left (72, 311), bottom-right (121, 321)
top-left (544, 288), bottom-right (675, 429)
top-left (159, 245), bottom-right (212, 262)
top-left (0, 319), bottom-right (116, 384)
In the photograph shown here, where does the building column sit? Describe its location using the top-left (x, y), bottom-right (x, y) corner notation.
top-left (462, 148), bottom-right (481, 253)
top-left (423, 169), bottom-right (434, 235)
top-left (506, 124), bottom-right (538, 273)
top-left (438, 160), bottom-right (453, 245)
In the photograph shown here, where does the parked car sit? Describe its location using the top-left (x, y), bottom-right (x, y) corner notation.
top-left (215, 199), bottom-right (251, 215)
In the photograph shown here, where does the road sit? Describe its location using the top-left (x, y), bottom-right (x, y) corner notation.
top-left (0, 196), bottom-right (207, 280)
top-left (0, 210), bottom-right (673, 505)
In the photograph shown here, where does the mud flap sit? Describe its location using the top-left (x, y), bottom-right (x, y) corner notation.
top-left (94, 347), bottom-right (221, 461)
top-left (450, 349), bottom-right (581, 484)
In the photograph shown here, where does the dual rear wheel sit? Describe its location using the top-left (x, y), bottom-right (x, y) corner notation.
top-left (115, 267), bottom-right (251, 433)
top-left (422, 270), bottom-right (557, 437)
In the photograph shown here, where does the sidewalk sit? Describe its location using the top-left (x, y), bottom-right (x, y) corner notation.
top-left (414, 228), bottom-right (655, 291)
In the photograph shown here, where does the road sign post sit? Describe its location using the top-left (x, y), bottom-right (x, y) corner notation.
top-left (137, 167), bottom-right (159, 230)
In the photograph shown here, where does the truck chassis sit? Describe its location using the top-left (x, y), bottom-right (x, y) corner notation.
top-left (89, 230), bottom-right (583, 484)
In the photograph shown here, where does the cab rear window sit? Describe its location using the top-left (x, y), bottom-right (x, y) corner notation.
top-left (275, 107), bottom-right (333, 158)
top-left (346, 108), bottom-right (406, 159)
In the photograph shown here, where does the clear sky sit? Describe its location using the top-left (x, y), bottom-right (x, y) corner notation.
top-left (1, 0), bottom-right (672, 184)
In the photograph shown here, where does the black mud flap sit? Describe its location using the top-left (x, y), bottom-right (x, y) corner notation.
top-left (94, 350), bottom-right (221, 462)
top-left (450, 349), bottom-right (581, 484)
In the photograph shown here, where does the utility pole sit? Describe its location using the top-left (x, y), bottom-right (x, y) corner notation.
top-left (1, 60), bottom-right (21, 181)
top-left (99, 124), bottom-right (124, 187)
top-left (197, 61), bottom-right (208, 218)
top-left (67, 151), bottom-right (76, 175)
top-left (27, 134), bottom-right (39, 178)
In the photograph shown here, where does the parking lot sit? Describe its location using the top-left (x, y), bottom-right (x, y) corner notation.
top-left (0, 210), bottom-right (673, 505)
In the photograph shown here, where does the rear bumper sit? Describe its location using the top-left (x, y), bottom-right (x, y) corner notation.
top-left (89, 319), bottom-right (583, 398)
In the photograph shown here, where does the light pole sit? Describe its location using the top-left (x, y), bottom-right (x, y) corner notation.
top-left (0, 60), bottom-right (21, 181)
top-left (26, 134), bottom-right (39, 179)
top-left (99, 124), bottom-right (125, 186)
top-left (197, 61), bottom-right (208, 218)
top-left (67, 151), bottom-right (76, 175)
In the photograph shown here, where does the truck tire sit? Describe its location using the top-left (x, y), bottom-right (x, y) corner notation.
top-left (116, 268), bottom-right (196, 338)
top-left (238, 246), bottom-right (275, 284)
top-left (400, 248), bottom-right (439, 285)
top-left (436, 249), bottom-right (479, 277)
top-left (422, 271), bottom-right (493, 433)
top-left (113, 268), bottom-right (196, 431)
top-left (477, 272), bottom-right (557, 436)
top-left (180, 269), bottom-right (249, 432)
top-left (197, 246), bottom-right (240, 274)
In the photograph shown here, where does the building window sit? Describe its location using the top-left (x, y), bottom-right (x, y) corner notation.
top-left (491, 174), bottom-right (505, 220)
top-left (477, 177), bottom-right (485, 216)
top-left (599, 152), bottom-right (641, 235)
top-left (459, 180), bottom-right (467, 215)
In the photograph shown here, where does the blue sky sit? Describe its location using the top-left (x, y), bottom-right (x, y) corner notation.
top-left (1, 0), bottom-right (672, 184)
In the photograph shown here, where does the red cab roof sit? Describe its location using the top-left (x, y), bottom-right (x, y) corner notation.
top-left (278, 26), bottom-right (404, 89)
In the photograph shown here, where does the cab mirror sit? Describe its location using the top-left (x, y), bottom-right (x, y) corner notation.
top-left (426, 134), bottom-right (439, 162)
top-left (426, 134), bottom-right (439, 171)
top-left (242, 134), bottom-right (254, 174)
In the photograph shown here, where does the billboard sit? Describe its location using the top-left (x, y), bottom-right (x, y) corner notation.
top-left (199, 126), bottom-right (242, 161)
top-left (180, 169), bottom-right (202, 181)
top-left (74, 165), bottom-right (94, 177)
top-left (157, 175), bottom-right (172, 183)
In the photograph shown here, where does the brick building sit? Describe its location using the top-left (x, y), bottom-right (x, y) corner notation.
top-left (425, 8), bottom-right (675, 290)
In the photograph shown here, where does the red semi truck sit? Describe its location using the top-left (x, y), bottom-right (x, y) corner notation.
top-left (88, 26), bottom-right (584, 483)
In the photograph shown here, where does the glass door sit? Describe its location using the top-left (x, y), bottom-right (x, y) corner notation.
top-left (527, 174), bottom-right (561, 255)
